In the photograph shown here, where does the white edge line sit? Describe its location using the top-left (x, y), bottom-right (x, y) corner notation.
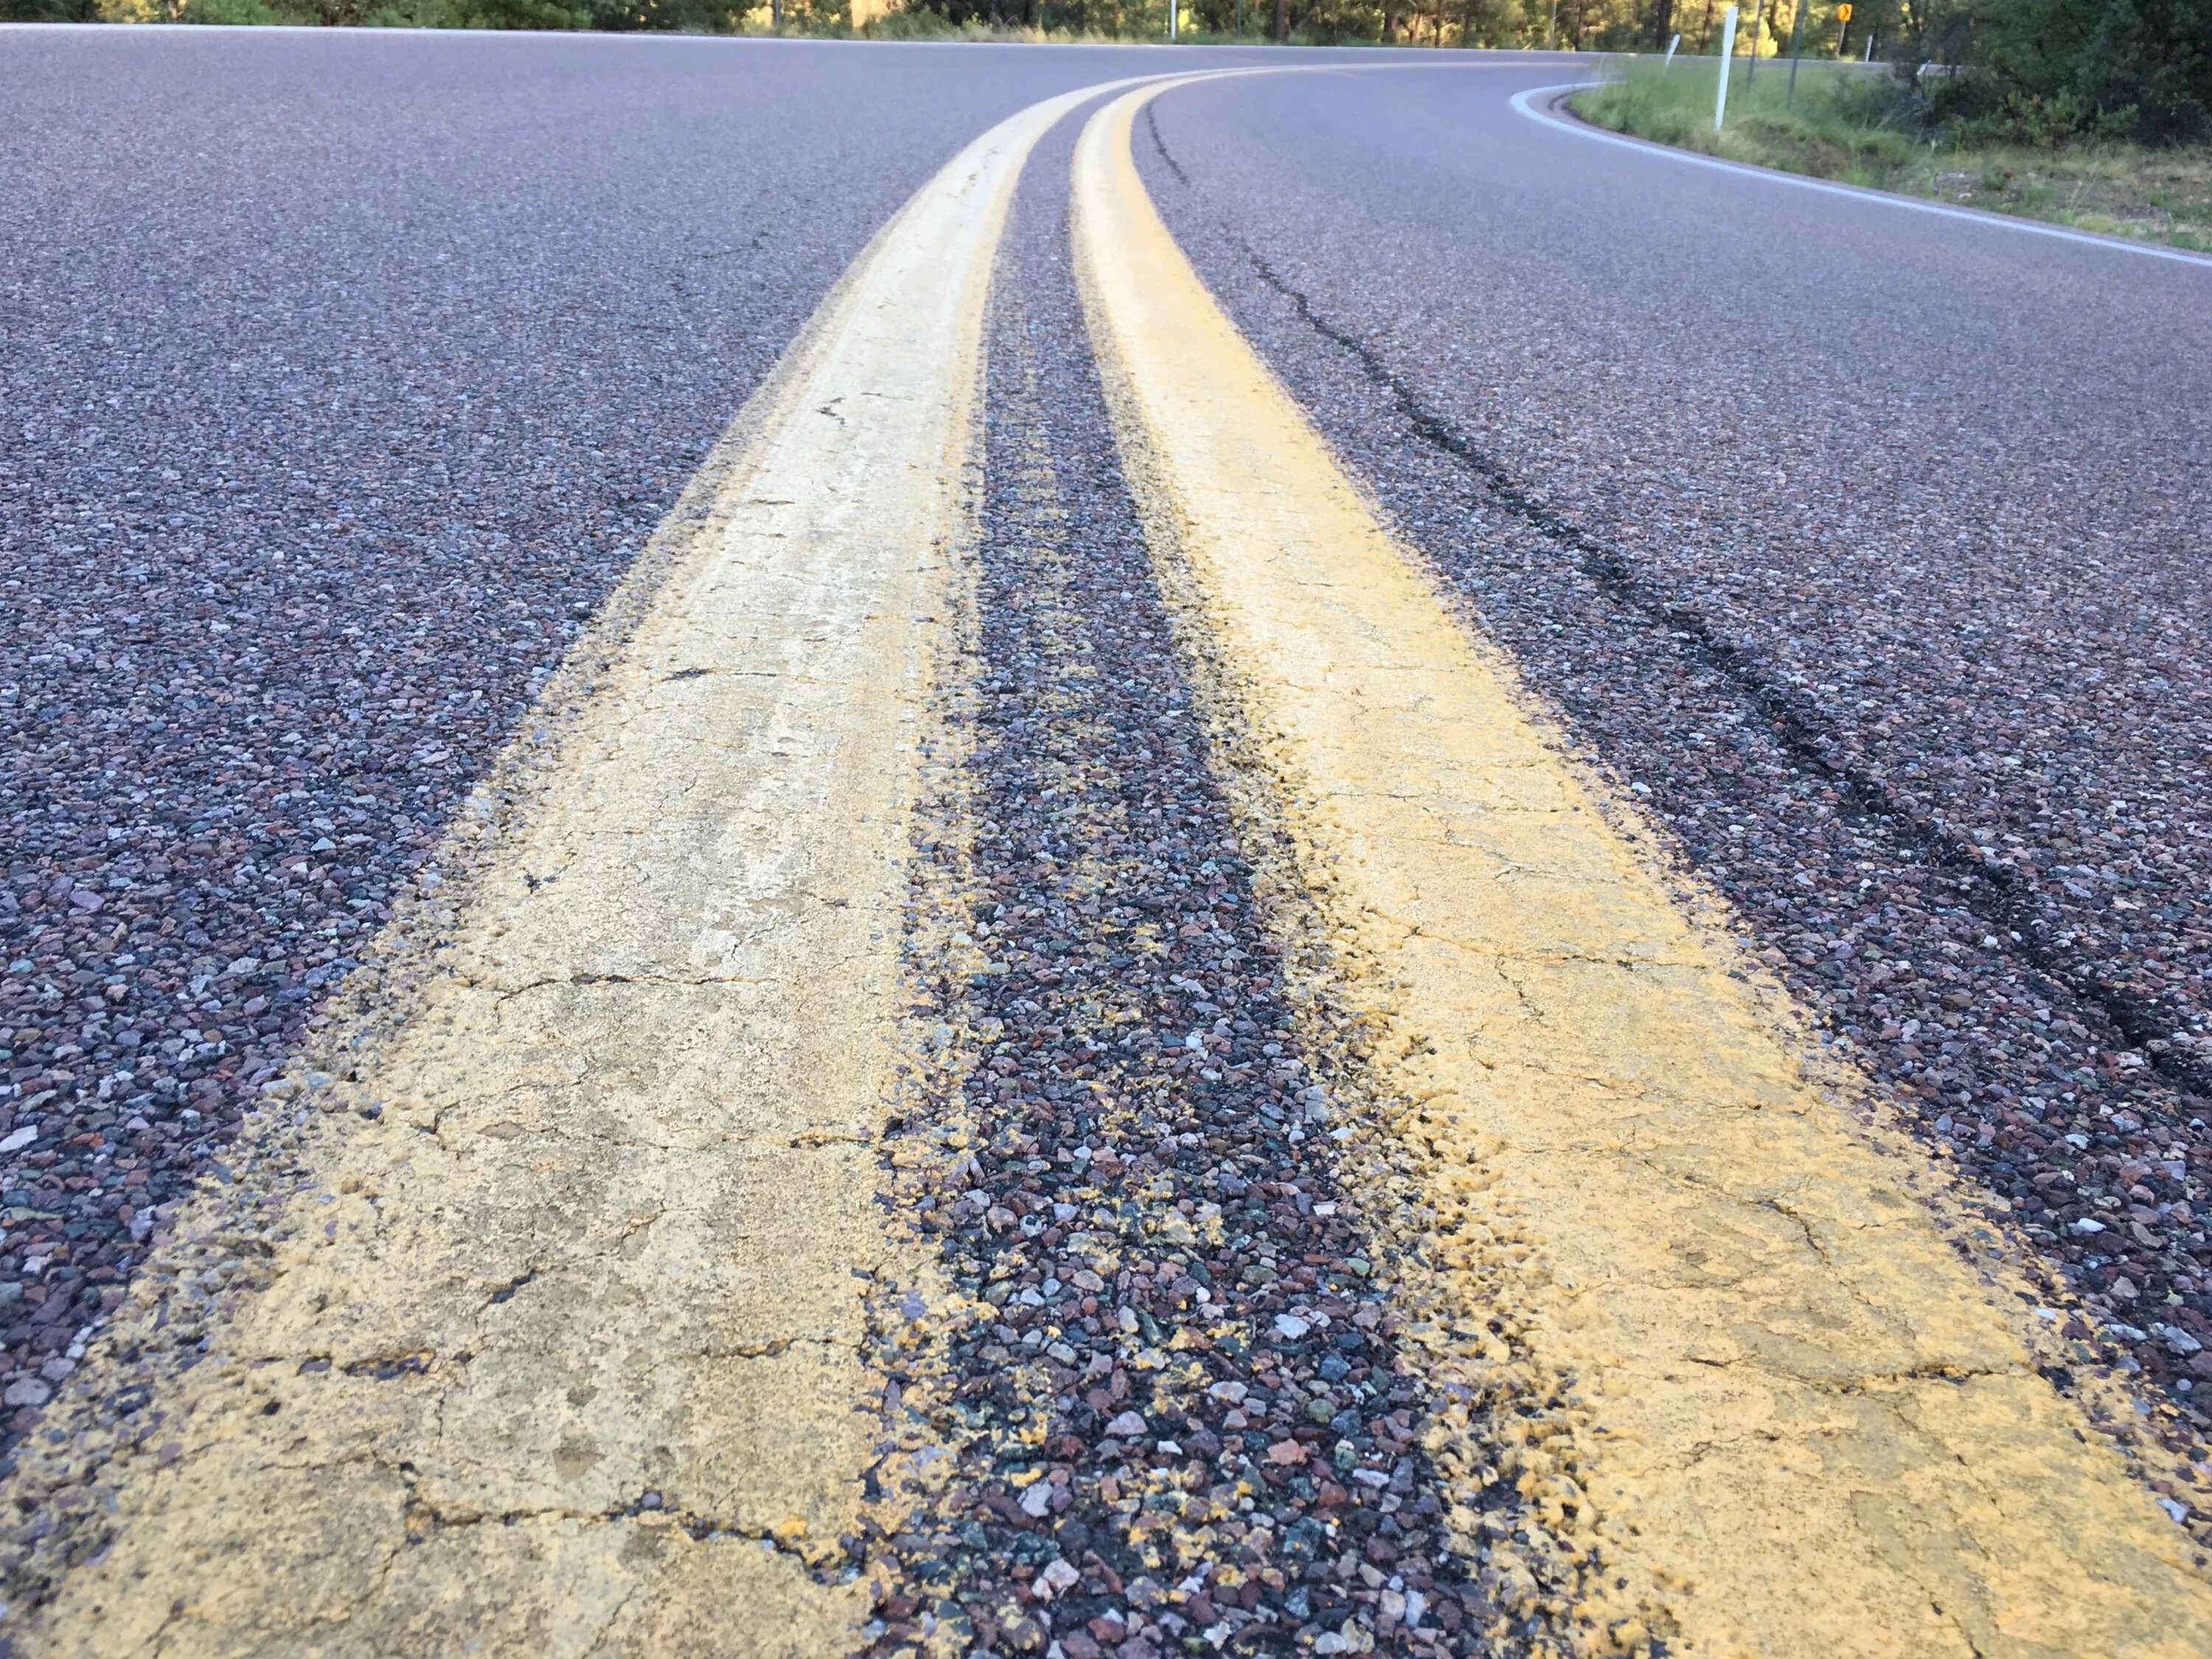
top-left (1511, 80), bottom-right (2212, 271)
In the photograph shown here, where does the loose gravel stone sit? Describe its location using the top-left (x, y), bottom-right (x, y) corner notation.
top-left (1138, 69), bottom-right (2212, 1449)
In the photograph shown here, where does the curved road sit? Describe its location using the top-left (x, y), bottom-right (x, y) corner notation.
top-left (1141, 55), bottom-right (2212, 1383)
top-left (3, 31), bottom-right (2209, 1657)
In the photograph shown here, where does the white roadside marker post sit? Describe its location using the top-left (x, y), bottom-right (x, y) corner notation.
top-left (1714, 5), bottom-right (1739, 131)
top-left (1666, 31), bottom-right (1682, 66)
top-left (1787, 0), bottom-right (1806, 106)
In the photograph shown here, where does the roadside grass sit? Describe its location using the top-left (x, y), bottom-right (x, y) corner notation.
top-left (1573, 58), bottom-right (2212, 253)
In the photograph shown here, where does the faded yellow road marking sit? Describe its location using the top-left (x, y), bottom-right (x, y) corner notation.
top-left (22, 80), bottom-right (1146, 1659)
top-left (1074, 78), bottom-right (2212, 1659)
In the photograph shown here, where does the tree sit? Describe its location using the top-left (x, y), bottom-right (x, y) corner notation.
top-left (1915, 0), bottom-right (2212, 142)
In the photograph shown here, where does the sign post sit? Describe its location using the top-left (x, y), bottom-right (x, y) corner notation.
top-left (1714, 3), bottom-right (1739, 131)
top-left (1787, 0), bottom-right (1807, 106)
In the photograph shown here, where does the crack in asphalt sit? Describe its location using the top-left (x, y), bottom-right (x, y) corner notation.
top-left (1142, 111), bottom-right (2208, 1106)
top-left (1227, 234), bottom-right (2210, 1105)
top-left (398, 1488), bottom-right (832, 1562)
top-left (1128, 105), bottom-right (2212, 1430)
top-left (487, 969), bottom-right (775, 1003)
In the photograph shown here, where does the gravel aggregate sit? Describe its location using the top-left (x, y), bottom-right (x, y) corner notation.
top-left (1138, 67), bottom-right (2212, 1448)
top-left (862, 128), bottom-right (1541, 1658)
top-left (0, 29), bottom-right (1194, 1470)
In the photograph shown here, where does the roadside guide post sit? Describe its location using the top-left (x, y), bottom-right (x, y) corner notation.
top-left (1786, 0), bottom-right (1806, 107)
top-left (1169, 0), bottom-right (1178, 39)
top-left (1714, 4), bottom-right (1739, 130)
top-left (1666, 31), bottom-right (1682, 66)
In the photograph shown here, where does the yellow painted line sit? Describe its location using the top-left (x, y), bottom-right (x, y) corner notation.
top-left (22, 79), bottom-right (1151, 1659)
top-left (1073, 78), bottom-right (2212, 1659)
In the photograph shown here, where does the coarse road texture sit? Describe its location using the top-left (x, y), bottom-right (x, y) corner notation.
top-left (17, 74), bottom-right (1138, 1658)
top-left (4, 32), bottom-right (2211, 1659)
top-left (1138, 65), bottom-right (2212, 1411)
top-left (1079, 74), bottom-right (2211, 1654)
top-left (0, 22), bottom-right (1216, 1460)
top-left (859, 83), bottom-right (1518, 1659)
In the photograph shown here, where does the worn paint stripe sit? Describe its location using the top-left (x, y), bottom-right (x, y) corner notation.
top-left (1074, 77), bottom-right (2212, 1659)
top-left (24, 77), bottom-right (1151, 1659)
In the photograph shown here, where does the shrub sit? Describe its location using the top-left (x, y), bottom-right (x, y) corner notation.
top-left (1950, 0), bottom-right (2212, 145)
top-left (184, 0), bottom-right (299, 20)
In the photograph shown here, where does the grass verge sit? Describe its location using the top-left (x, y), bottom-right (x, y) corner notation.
top-left (1572, 58), bottom-right (2212, 254)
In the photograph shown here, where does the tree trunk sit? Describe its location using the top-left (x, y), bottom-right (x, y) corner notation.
top-left (1652, 0), bottom-right (1673, 49)
top-left (1274, 0), bottom-right (1286, 39)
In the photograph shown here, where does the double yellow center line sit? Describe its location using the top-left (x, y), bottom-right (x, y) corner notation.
top-left (21, 66), bottom-right (2211, 1659)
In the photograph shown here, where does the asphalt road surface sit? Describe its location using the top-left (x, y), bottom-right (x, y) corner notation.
top-left (3, 29), bottom-right (2210, 1658)
top-left (1141, 63), bottom-right (2212, 1380)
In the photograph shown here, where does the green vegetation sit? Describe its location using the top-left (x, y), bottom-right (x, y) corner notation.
top-left (1576, 58), bottom-right (1924, 177)
top-left (1925, 0), bottom-right (2212, 147)
top-left (1573, 55), bottom-right (2212, 250)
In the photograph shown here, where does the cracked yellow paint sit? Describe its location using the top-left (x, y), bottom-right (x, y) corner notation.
top-left (24, 80), bottom-right (1140, 1659)
top-left (1074, 79), bottom-right (2212, 1659)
